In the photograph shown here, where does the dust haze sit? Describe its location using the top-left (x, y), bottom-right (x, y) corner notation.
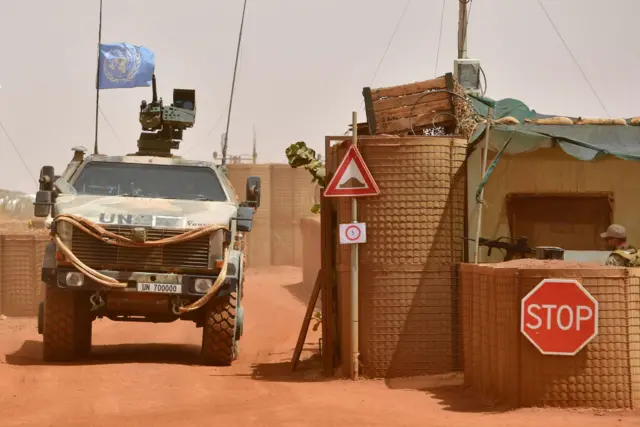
top-left (0, 0), bottom-right (638, 193)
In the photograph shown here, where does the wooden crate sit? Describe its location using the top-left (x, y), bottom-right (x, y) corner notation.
top-left (361, 73), bottom-right (456, 136)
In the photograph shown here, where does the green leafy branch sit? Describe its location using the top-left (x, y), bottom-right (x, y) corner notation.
top-left (285, 141), bottom-right (325, 213)
top-left (311, 310), bottom-right (322, 332)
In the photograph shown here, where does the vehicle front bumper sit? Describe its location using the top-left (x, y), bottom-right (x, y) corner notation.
top-left (42, 267), bottom-right (238, 297)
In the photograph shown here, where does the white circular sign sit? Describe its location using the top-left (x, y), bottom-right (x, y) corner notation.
top-left (345, 225), bottom-right (361, 241)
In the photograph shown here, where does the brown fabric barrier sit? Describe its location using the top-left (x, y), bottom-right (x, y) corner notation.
top-left (460, 261), bottom-right (640, 409)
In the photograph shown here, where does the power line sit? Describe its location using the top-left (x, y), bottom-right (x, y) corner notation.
top-left (358, 0), bottom-right (413, 112)
top-left (221, 0), bottom-right (249, 167)
top-left (182, 109), bottom-right (226, 156)
top-left (434, 0), bottom-right (446, 76)
top-left (98, 106), bottom-right (124, 152)
top-left (187, 0), bottom-right (249, 159)
top-left (535, 0), bottom-right (610, 117)
top-left (0, 118), bottom-right (37, 185)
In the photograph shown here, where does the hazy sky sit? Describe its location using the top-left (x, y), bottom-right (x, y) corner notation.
top-left (0, 0), bottom-right (639, 193)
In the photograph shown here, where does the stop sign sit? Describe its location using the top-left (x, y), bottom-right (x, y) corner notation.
top-left (520, 278), bottom-right (599, 356)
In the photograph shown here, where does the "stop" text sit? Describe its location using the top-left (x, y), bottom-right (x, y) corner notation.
top-left (525, 304), bottom-right (594, 331)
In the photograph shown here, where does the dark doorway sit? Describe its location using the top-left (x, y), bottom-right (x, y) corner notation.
top-left (506, 193), bottom-right (613, 250)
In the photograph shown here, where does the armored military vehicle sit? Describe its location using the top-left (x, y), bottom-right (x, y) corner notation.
top-left (33, 76), bottom-right (260, 366)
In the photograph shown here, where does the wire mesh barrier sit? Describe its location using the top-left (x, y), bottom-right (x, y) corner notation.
top-left (0, 231), bottom-right (50, 317)
top-left (460, 262), bottom-right (640, 409)
top-left (226, 164), bottom-right (319, 268)
top-left (327, 136), bottom-right (467, 378)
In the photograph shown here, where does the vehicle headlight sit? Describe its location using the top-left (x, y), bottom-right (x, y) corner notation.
top-left (194, 278), bottom-right (213, 293)
top-left (65, 272), bottom-right (84, 287)
top-left (208, 229), bottom-right (225, 269)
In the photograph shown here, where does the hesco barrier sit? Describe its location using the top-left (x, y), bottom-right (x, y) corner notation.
top-left (329, 136), bottom-right (467, 378)
top-left (226, 164), bottom-right (319, 268)
top-left (0, 230), bottom-right (50, 317)
top-left (460, 261), bottom-right (640, 409)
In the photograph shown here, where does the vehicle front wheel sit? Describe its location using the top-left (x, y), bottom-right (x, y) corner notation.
top-left (201, 292), bottom-right (238, 366)
top-left (42, 287), bottom-right (93, 362)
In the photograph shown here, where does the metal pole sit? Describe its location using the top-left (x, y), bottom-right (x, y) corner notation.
top-left (457, 0), bottom-right (468, 59)
top-left (252, 125), bottom-right (257, 164)
top-left (93, 0), bottom-right (103, 155)
top-left (351, 111), bottom-right (359, 380)
top-left (474, 107), bottom-right (492, 263)
top-left (221, 0), bottom-right (248, 169)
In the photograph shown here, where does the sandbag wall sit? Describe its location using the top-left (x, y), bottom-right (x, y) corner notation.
top-left (329, 136), bottom-right (467, 378)
top-left (226, 164), bottom-right (319, 268)
top-left (460, 261), bottom-right (640, 409)
top-left (0, 230), bottom-right (50, 317)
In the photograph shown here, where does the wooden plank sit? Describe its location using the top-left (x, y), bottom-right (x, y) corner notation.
top-left (375, 98), bottom-right (451, 123)
top-left (291, 269), bottom-right (324, 372)
top-left (362, 87), bottom-right (377, 135)
top-left (321, 135), bottom-right (336, 377)
top-left (376, 110), bottom-right (454, 134)
top-left (372, 90), bottom-right (450, 112)
top-left (370, 76), bottom-right (447, 101)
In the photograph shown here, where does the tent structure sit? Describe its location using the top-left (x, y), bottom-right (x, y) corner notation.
top-left (467, 95), bottom-right (640, 202)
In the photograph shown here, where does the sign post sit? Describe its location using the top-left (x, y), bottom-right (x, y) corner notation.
top-left (520, 278), bottom-right (599, 355)
top-left (324, 112), bottom-right (379, 380)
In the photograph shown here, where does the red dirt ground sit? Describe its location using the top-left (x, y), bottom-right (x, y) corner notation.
top-left (0, 266), bottom-right (637, 426)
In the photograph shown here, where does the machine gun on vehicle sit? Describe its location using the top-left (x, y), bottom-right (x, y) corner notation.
top-left (463, 236), bottom-right (535, 261)
top-left (136, 74), bottom-right (196, 157)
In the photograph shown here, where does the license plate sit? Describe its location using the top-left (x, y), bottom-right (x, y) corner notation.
top-left (136, 283), bottom-right (182, 294)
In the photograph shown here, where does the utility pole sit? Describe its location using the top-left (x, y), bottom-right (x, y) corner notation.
top-left (252, 125), bottom-right (257, 164)
top-left (457, 0), bottom-right (468, 59)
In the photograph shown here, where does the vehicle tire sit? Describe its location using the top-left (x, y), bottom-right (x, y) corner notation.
top-left (75, 297), bottom-right (93, 358)
top-left (201, 292), bottom-right (238, 366)
top-left (42, 287), bottom-right (93, 362)
top-left (37, 301), bottom-right (44, 335)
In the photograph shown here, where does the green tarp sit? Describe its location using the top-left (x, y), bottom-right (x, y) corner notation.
top-left (468, 94), bottom-right (640, 162)
top-left (467, 94), bottom-right (640, 202)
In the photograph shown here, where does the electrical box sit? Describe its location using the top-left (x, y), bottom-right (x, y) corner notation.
top-left (454, 58), bottom-right (481, 94)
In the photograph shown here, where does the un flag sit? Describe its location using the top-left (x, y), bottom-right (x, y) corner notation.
top-left (98, 43), bottom-right (155, 89)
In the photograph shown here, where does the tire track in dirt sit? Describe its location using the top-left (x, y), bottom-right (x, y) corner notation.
top-left (0, 267), bottom-right (637, 427)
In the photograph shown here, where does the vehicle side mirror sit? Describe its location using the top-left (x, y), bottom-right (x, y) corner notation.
top-left (33, 190), bottom-right (52, 218)
top-left (236, 206), bottom-right (254, 232)
top-left (39, 166), bottom-right (55, 191)
top-left (245, 176), bottom-right (261, 209)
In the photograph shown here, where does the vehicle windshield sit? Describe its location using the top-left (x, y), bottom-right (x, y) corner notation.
top-left (71, 162), bottom-right (228, 202)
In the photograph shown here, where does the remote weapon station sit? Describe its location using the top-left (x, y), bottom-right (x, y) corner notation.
top-left (33, 76), bottom-right (261, 366)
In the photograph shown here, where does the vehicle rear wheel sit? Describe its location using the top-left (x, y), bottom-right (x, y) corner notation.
top-left (42, 287), bottom-right (93, 362)
top-left (201, 292), bottom-right (238, 366)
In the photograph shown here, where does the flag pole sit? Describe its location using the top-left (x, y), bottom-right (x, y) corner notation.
top-left (93, 0), bottom-right (103, 155)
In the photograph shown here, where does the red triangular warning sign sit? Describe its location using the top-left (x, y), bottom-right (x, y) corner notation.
top-left (324, 144), bottom-right (380, 198)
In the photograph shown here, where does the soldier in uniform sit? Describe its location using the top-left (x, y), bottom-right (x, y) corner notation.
top-left (601, 224), bottom-right (637, 266)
